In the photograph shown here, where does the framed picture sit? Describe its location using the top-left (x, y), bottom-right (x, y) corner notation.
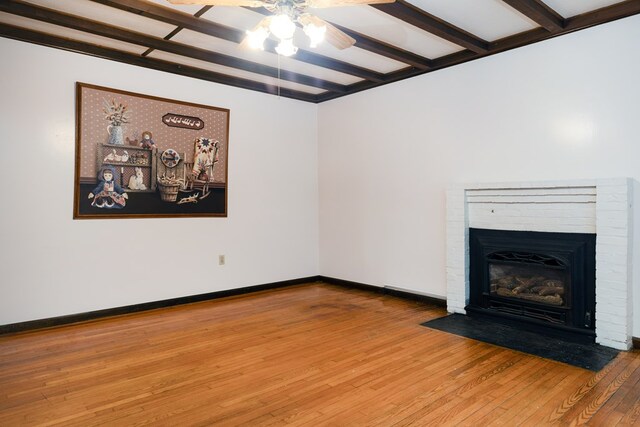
top-left (74, 82), bottom-right (229, 219)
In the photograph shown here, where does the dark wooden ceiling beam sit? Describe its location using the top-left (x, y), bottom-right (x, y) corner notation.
top-left (501, 0), bottom-right (565, 32)
top-left (1, 0), bottom-right (347, 93)
top-left (91, 0), bottom-right (384, 82)
top-left (291, 50), bottom-right (384, 82)
top-left (0, 23), bottom-right (318, 102)
top-left (565, 0), bottom-right (640, 30)
top-left (371, 0), bottom-right (489, 53)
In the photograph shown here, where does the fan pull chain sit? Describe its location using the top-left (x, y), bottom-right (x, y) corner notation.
top-left (277, 53), bottom-right (281, 99)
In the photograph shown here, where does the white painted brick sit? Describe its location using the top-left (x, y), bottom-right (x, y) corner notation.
top-left (597, 283), bottom-right (629, 294)
top-left (596, 303), bottom-right (629, 317)
top-left (600, 193), bottom-right (630, 203)
top-left (596, 264), bottom-right (629, 275)
top-left (596, 243), bottom-right (629, 254)
top-left (595, 321), bottom-right (626, 334)
top-left (596, 235), bottom-right (629, 247)
top-left (596, 312), bottom-right (629, 326)
top-left (598, 307), bottom-right (628, 318)
top-left (595, 227), bottom-right (629, 238)
top-left (596, 331), bottom-right (628, 345)
top-left (596, 327), bottom-right (630, 340)
top-left (596, 262), bottom-right (629, 273)
top-left (597, 205), bottom-right (631, 215)
top-left (595, 265), bottom-right (628, 275)
top-left (595, 253), bottom-right (629, 263)
top-left (597, 185), bottom-right (629, 192)
top-left (594, 300), bottom-right (629, 314)
top-left (595, 328), bottom-right (629, 343)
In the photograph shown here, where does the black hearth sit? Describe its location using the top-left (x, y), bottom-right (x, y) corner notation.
top-left (467, 228), bottom-right (596, 339)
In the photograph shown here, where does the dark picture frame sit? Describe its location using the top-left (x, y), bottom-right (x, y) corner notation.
top-left (74, 82), bottom-right (230, 219)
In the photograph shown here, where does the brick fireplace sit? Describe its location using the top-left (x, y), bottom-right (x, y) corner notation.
top-left (446, 179), bottom-right (633, 350)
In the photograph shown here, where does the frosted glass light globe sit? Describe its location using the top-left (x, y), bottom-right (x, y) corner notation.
top-left (275, 38), bottom-right (298, 56)
top-left (245, 27), bottom-right (269, 50)
top-left (270, 14), bottom-right (296, 40)
top-left (303, 22), bottom-right (326, 48)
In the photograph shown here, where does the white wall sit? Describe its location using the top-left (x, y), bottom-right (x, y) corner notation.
top-left (3, 15), bottom-right (640, 336)
top-left (317, 15), bottom-right (640, 333)
top-left (0, 38), bottom-right (319, 325)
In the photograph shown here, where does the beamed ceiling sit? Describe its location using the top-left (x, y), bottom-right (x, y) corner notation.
top-left (1, 0), bottom-right (639, 102)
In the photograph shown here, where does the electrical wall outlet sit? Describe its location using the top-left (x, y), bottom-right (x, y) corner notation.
top-left (218, 254), bottom-right (225, 265)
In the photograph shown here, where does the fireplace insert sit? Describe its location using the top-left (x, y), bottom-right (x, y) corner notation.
top-left (467, 228), bottom-right (596, 338)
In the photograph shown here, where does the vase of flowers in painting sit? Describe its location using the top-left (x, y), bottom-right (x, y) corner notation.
top-left (103, 99), bottom-right (130, 145)
top-left (107, 124), bottom-right (124, 145)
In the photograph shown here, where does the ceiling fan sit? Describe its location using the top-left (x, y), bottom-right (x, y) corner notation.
top-left (168, 0), bottom-right (395, 56)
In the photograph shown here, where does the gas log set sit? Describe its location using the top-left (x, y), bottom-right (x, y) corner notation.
top-left (491, 275), bottom-right (565, 307)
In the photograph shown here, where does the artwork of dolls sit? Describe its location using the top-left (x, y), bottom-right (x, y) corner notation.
top-left (88, 165), bottom-right (128, 209)
top-left (140, 131), bottom-right (156, 150)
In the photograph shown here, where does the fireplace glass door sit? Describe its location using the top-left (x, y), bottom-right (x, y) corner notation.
top-left (489, 253), bottom-right (570, 308)
top-left (468, 228), bottom-right (596, 335)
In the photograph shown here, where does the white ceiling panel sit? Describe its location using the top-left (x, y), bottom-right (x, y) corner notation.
top-left (200, 4), bottom-right (265, 30)
top-left (541, 0), bottom-right (625, 18)
top-left (298, 43), bottom-right (407, 74)
top-left (310, 6), bottom-right (463, 59)
top-left (171, 29), bottom-right (363, 85)
top-left (405, 0), bottom-right (539, 41)
top-left (22, 0), bottom-right (177, 37)
top-left (0, 12), bottom-right (148, 55)
top-left (147, 50), bottom-right (326, 94)
top-left (147, 0), bottom-right (206, 15)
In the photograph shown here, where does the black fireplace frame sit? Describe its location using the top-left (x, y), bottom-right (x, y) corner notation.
top-left (467, 228), bottom-right (596, 338)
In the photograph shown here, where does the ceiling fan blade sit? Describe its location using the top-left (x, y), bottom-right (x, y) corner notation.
top-left (167, 0), bottom-right (266, 7)
top-left (299, 14), bottom-right (356, 50)
top-left (305, 0), bottom-right (394, 8)
top-left (324, 21), bottom-right (356, 50)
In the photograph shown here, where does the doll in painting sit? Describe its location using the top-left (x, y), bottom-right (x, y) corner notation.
top-left (88, 165), bottom-right (128, 209)
top-left (140, 131), bottom-right (156, 150)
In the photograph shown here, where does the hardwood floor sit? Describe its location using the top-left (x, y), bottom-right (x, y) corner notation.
top-left (1, 282), bottom-right (639, 426)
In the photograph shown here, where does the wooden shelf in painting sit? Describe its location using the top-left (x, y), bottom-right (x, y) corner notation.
top-left (97, 143), bottom-right (157, 192)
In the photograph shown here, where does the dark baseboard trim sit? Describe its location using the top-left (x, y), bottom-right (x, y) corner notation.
top-left (633, 337), bottom-right (639, 350)
top-left (0, 276), bottom-right (321, 335)
top-left (0, 275), bottom-right (447, 335)
top-left (383, 287), bottom-right (447, 307)
top-left (319, 276), bottom-right (447, 307)
top-left (320, 276), bottom-right (382, 293)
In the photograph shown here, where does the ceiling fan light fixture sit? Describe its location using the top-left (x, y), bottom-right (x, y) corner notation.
top-left (245, 27), bottom-right (269, 50)
top-left (269, 14), bottom-right (296, 40)
top-left (303, 22), bottom-right (326, 48)
top-left (275, 38), bottom-right (298, 56)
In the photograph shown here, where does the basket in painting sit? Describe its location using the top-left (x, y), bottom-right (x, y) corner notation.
top-left (158, 182), bottom-right (180, 202)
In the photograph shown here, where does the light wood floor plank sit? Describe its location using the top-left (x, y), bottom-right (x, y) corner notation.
top-left (1, 282), bottom-right (639, 425)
